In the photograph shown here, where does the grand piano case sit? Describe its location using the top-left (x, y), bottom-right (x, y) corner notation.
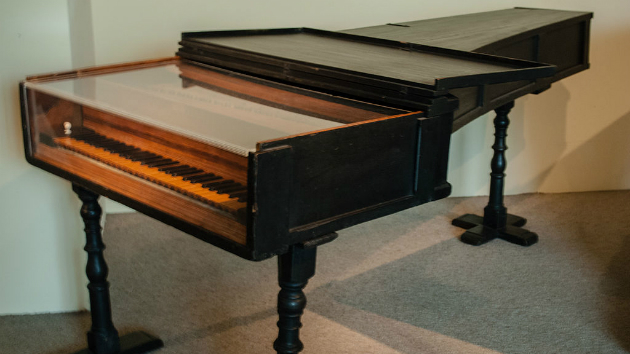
top-left (22, 26), bottom-right (558, 261)
top-left (177, 27), bottom-right (556, 117)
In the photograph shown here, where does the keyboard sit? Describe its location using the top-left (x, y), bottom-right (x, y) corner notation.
top-left (55, 127), bottom-right (247, 215)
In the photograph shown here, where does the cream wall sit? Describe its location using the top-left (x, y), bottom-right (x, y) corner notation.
top-left (0, 1), bottom-right (87, 314)
top-left (1, 0), bottom-right (629, 314)
top-left (448, 0), bottom-right (630, 196)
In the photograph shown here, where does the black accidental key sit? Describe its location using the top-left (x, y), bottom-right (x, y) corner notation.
top-left (108, 142), bottom-right (132, 149)
top-left (90, 141), bottom-right (114, 150)
top-left (74, 134), bottom-right (100, 142)
top-left (142, 154), bottom-right (165, 164)
top-left (84, 138), bottom-right (111, 147)
top-left (157, 165), bottom-right (181, 172)
top-left (131, 154), bottom-right (160, 163)
top-left (201, 179), bottom-right (229, 188)
top-left (159, 165), bottom-right (190, 173)
top-left (102, 142), bottom-right (128, 152)
top-left (109, 144), bottom-right (137, 156)
top-left (217, 187), bottom-right (246, 196)
top-left (121, 148), bottom-right (145, 156)
top-left (125, 151), bottom-right (154, 161)
top-left (76, 127), bottom-right (97, 136)
top-left (130, 152), bottom-right (159, 162)
top-left (140, 156), bottom-right (166, 163)
top-left (97, 139), bottom-right (123, 148)
top-left (73, 131), bottom-right (101, 140)
top-left (118, 146), bottom-right (142, 156)
top-left (221, 185), bottom-right (247, 194)
top-left (73, 136), bottom-right (95, 143)
top-left (74, 128), bottom-right (97, 136)
top-left (187, 175), bottom-right (222, 183)
top-left (202, 180), bottom-right (234, 190)
top-left (179, 169), bottom-right (205, 177)
top-left (164, 165), bottom-right (193, 173)
top-left (183, 173), bottom-right (215, 182)
top-left (215, 182), bottom-right (241, 193)
top-left (126, 151), bottom-right (150, 159)
top-left (117, 149), bottom-right (142, 158)
top-left (142, 158), bottom-right (171, 166)
top-left (84, 135), bottom-right (111, 143)
top-left (179, 173), bottom-right (203, 182)
top-left (71, 130), bottom-right (93, 137)
top-left (146, 160), bottom-right (177, 168)
top-left (171, 168), bottom-right (204, 177)
top-left (115, 145), bottom-right (139, 153)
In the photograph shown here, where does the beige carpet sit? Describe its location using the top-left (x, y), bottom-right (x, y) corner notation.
top-left (1, 191), bottom-right (629, 354)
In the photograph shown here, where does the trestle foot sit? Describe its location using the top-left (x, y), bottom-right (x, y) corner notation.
top-left (452, 102), bottom-right (537, 247)
top-left (452, 213), bottom-right (526, 230)
top-left (72, 331), bottom-right (163, 354)
top-left (458, 223), bottom-right (538, 247)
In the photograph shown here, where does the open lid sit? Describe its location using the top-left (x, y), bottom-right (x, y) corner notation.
top-left (179, 28), bottom-right (556, 108)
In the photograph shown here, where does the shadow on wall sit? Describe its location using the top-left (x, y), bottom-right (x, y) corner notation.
top-left (458, 82), bottom-right (630, 196)
top-left (506, 83), bottom-right (571, 194)
top-left (532, 109), bottom-right (630, 193)
top-left (522, 24), bottom-right (630, 193)
top-left (448, 81), bottom-right (571, 197)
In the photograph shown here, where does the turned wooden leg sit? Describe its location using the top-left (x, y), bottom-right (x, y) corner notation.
top-left (74, 184), bottom-right (122, 353)
top-left (72, 184), bottom-right (163, 354)
top-left (483, 101), bottom-right (511, 230)
top-left (273, 245), bottom-right (317, 354)
top-left (451, 102), bottom-right (538, 247)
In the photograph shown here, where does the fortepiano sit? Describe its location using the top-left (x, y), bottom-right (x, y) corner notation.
top-left (19, 7), bottom-right (591, 354)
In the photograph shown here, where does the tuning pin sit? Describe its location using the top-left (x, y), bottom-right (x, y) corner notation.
top-left (63, 122), bottom-right (72, 135)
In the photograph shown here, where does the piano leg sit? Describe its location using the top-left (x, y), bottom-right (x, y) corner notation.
top-left (451, 102), bottom-right (538, 247)
top-left (274, 244), bottom-right (317, 354)
top-left (71, 184), bottom-right (163, 354)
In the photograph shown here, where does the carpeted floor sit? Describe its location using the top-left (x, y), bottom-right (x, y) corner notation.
top-left (1, 191), bottom-right (630, 354)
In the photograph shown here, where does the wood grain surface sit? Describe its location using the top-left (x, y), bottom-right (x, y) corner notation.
top-left (33, 143), bottom-right (247, 245)
top-left (185, 29), bottom-right (553, 91)
top-left (342, 8), bottom-right (591, 52)
top-left (179, 63), bottom-right (406, 124)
